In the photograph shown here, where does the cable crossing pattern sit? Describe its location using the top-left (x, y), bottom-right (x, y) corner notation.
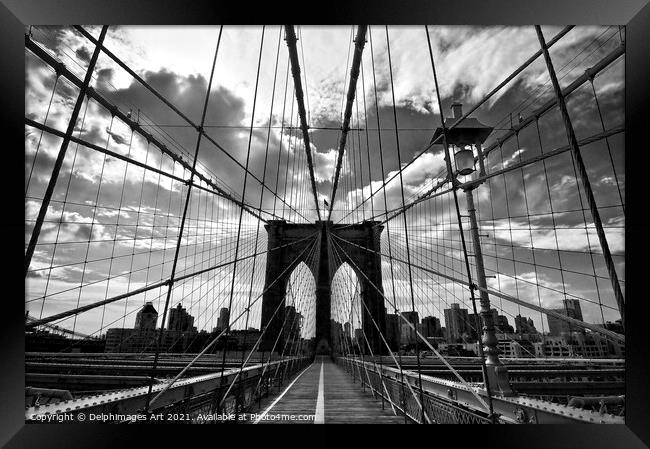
top-left (24, 24), bottom-right (625, 424)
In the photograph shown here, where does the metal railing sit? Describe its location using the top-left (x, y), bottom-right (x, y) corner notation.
top-left (25, 356), bottom-right (311, 423)
top-left (337, 356), bottom-right (625, 424)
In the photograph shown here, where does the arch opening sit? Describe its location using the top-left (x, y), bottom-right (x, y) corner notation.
top-left (330, 263), bottom-right (364, 355)
top-left (281, 262), bottom-right (316, 356)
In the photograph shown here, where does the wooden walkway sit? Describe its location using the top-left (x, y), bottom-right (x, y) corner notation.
top-left (251, 356), bottom-right (405, 424)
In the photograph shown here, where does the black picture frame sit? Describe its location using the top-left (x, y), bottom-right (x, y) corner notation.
top-left (1, 1), bottom-right (648, 447)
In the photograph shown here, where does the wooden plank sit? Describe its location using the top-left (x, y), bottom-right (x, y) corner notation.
top-left (252, 356), bottom-right (406, 424)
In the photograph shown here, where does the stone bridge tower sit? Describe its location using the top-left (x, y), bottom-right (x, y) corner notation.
top-left (260, 220), bottom-right (387, 355)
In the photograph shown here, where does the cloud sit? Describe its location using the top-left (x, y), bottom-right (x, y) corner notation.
top-left (25, 25), bottom-right (625, 338)
top-left (338, 150), bottom-right (447, 217)
top-left (75, 45), bottom-right (91, 63)
top-left (364, 26), bottom-right (616, 117)
top-left (107, 127), bottom-right (130, 145)
top-left (312, 148), bottom-right (338, 183)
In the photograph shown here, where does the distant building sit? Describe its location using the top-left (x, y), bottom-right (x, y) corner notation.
top-left (230, 329), bottom-right (262, 350)
top-left (283, 306), bottom-right (302, 345)
top-left (547, 299), bottom-right (584, 336)
top-left (354, 328), bottom-right (365, 345)
top-left (216, 307), bottom-right (230, 332)
top-left (568, 332), bottom-right (609, 358)
top-left (515, 314), bottom-right (538, 334)
top-left (399, 311), bottom-right (419, 346)
top-left (494, 312), bottom-right (514, 334)
top-left (421, 316), bottom-right (442, 339)
top-left (533, 332), bottom-right (611, 358)
top-left (437, 342), bottom-right (479, 357)
top-left (343, 322), bottom-right (352, 341)
top-left (444, 304), bottom-right (469, 343)
top-left (599, 320), bottom-right (624, 335)
top-left (385, 314), bottom-right (400, 350)
top-left (496, 336), bottom-right (537, 358)
top-left (105, 302), bottom-right (197, 353)
top-left (168, 303), bottom-right (196, 332)
top-left (135, 302), bottom-right (158, 330)
top-left (533, 336), bottom-right (572, 358)
top-left (330, 320), bottom-right (344, 353)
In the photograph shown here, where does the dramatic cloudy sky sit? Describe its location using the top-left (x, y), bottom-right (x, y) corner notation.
top-left (25, 25), bottom-right (624, 341)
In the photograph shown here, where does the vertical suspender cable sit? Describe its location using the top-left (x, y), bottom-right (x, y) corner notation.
top-left (25, 26), bottom-right (108, 276)
top-left (424, 25), bottom-right (497, 421)
top-left (535, 26), bottom-right (625, 327)
top-left (217, 26), bottom-right (266, 414)
top-left (385, 26), bottom-right (426, 424)
top-left (143, 26), bottom-right (224, 414)
top-left (368, 25), bottom-right (408, 423)
top-left (327, 25), bottom-right (368, 221)
top-left (284, 25), bottom-right (322, 221)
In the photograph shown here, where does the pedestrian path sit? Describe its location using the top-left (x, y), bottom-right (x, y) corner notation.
top-left (253, 356), bottom-right (404, 424)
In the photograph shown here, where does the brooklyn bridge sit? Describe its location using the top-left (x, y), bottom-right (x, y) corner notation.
top-left (24, 24), bottom-right (625, 424)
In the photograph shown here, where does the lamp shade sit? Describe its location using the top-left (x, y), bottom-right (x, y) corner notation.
top-left (454, 147), bottom-right (475, 176)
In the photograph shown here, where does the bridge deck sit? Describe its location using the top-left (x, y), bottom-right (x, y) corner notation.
top-left (253, 356), bottom-right (405, 424)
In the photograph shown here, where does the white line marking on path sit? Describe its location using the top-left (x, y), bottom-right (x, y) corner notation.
top-left (253, 363), bottom-right (313, 424)
top-left (314, 358), bottom-right (325, 424)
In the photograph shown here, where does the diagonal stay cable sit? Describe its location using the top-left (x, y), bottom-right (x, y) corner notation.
top-left (284, 25), bottom-right (322, 221)
top-left (218, 233), bottom-right (319, 408)
top-left (335, 26), bottom-right (575, 225)
top-left (74, 25), bottom-right (308, 223)
top-left (331, 233), bottom-right (625, 343)
top-left (327, 25), bottom-right (368, 221)
top-left (327, 233), bottom-right (434, 422)
top-left (330, 235), bottom-right (492, 412)
top-left (24, 26), bottom-right (108, 276)
top-left (30, 29), bottom-right (307, 224)
top-left (146, 235), bottom-right (318, 409)
top-left (26, 232), bottom-right (316, 330)
top-left (328, 236), bottom-right (408, 419)
top-left (144, 27), bottom-right (225, 413)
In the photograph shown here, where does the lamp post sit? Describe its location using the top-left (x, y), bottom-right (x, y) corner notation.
top-left (434, 103), bottom-right (513, 396)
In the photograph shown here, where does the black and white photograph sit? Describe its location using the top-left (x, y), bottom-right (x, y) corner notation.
top-left (3, 0), bottom-right (650, 444)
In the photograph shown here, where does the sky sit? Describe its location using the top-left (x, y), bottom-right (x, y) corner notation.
top-left (24, 25), bottom-right (625, 342)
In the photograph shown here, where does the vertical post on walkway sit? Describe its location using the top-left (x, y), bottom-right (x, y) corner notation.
top-left (535, 25), bottom-right (625, 327)
top-left (465, 186), bottom-right (513, 396)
